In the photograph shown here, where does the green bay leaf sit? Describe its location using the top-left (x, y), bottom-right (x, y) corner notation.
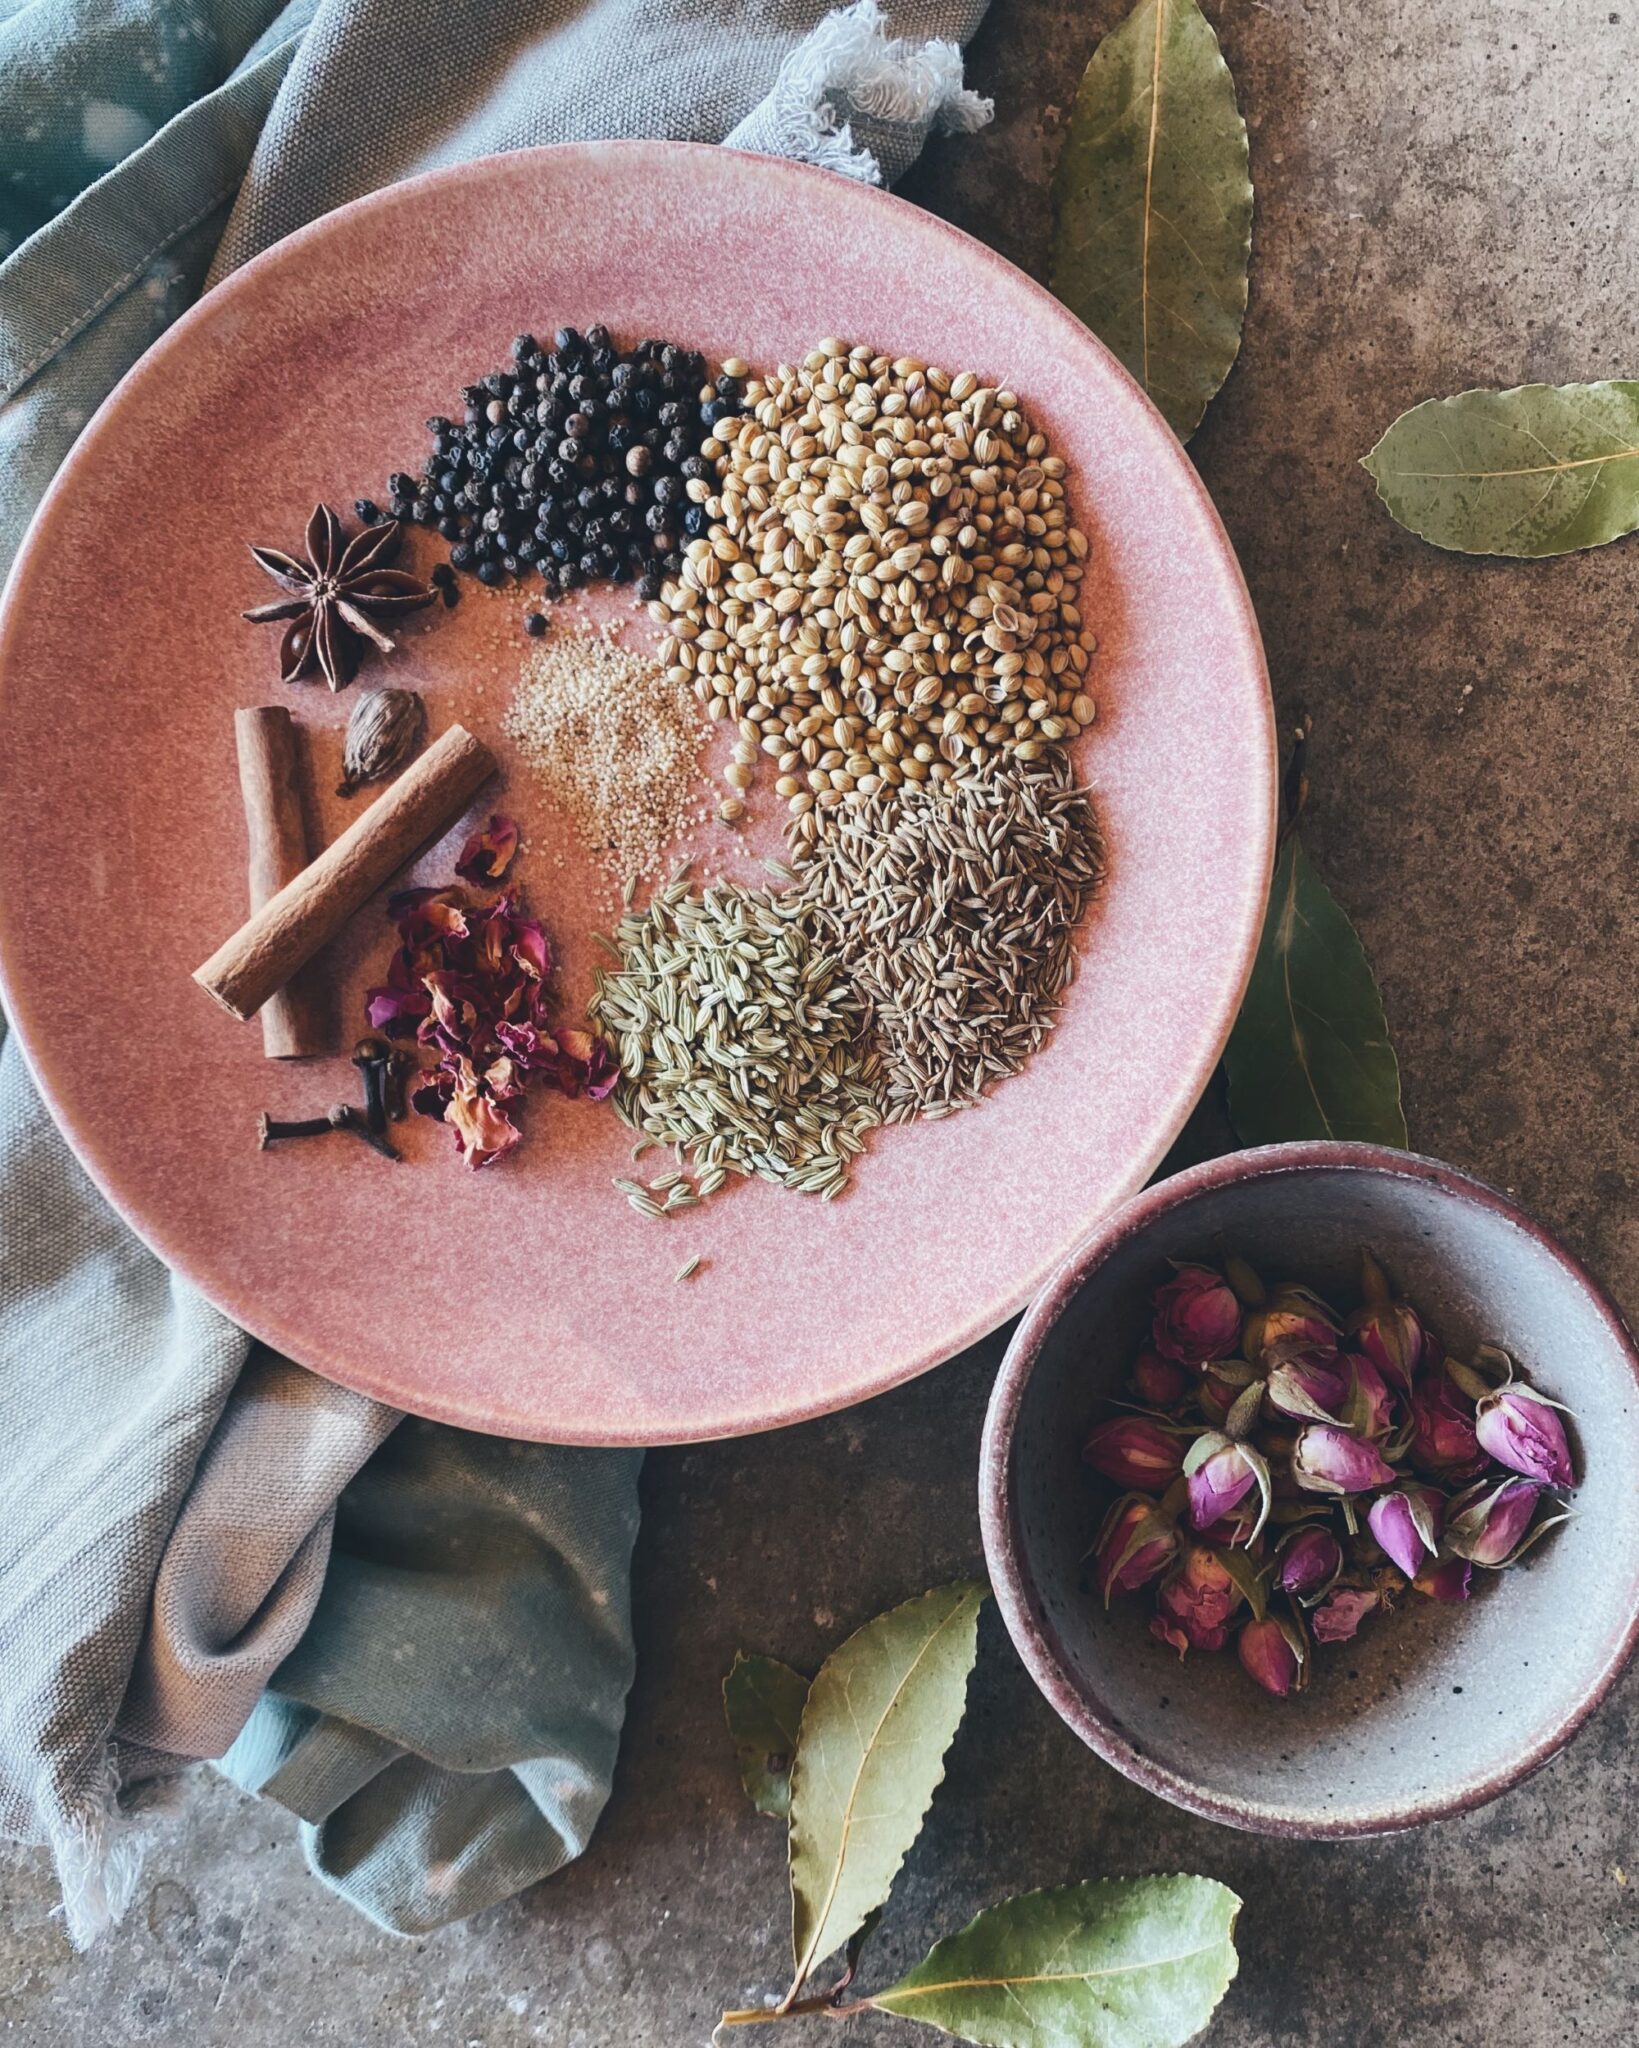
top-left (723, 1652), bottom-right (810, 1821)
top-left (788, 1581), bottom-right (986, 1992)
top-left (1224, 835), bottom-right (1407, 1149)
top-left (1362, 381), bottom-right (1639, 555)
top-left (869, 1876), bottom-right (1241, 2047)
top-left (1050, 0), bottom-right (1252, 440)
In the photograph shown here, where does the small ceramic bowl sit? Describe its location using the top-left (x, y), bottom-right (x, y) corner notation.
top-left (979, 1141), bottom-right (1639, 1837)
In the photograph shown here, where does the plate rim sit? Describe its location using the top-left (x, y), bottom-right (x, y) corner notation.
top-left (0, 140), bottom-right (1277, 1443)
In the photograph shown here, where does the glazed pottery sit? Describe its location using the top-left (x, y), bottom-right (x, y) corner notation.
top-left (0, 143), bottom-right (1273, 1444)
top-left (981, 1142), bottom-right (1639, 1834)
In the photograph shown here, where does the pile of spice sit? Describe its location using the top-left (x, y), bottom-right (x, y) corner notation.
top-left (501, 628), bottom-right (712, 892)
top-left (1083, 1254), bottom-right (1577, 1698)
top-left (364, 816), bottom-right (615, 1167)
top-left (792, 754), bottom-right (1103, 1121)
top-left (648, 337), bottom-right (1096, 834)
top-left (588, 870), bottom-right (883, 1207)
top-left (379, 327), bottom-right (743, 600)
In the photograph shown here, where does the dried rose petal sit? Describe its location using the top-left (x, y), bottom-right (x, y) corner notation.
top-left (456, 814), bottom-right (520, 886)
top-left (1310, 1587), bottom-right (1380, 1644)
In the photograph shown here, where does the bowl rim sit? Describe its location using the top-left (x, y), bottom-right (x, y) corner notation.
top-left (978, 1138), bottom-right (1639, 1838)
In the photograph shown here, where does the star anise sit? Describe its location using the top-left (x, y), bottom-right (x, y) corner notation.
top-left (242, 503), bottom-right (435, 691)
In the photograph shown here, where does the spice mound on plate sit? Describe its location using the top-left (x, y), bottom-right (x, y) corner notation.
top-left (364, 817), bottom-right (615, 1168)
top-left (793, 753), bottom-right (1103, 1122)
top-left (589, 870), bottom-right (882, 1206)
top-left (1083, 1252), bottom-right (1577, 1697)
top-left (649, 336), bottom-right (1096, 835)
top-left (382, 326), bottom-right (744, 601)
top-left (501, 628), bottom-right (711, 893)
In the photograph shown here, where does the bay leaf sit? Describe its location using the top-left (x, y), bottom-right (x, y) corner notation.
top-left (868, 1876), bottom-right (1241, 2047)
top-left (1051, 0), bottom-right (1252, 441)
top-left (787, 1581), bottom-right (986, 1993)
top-left (723, 1652), bottom-right (810, 1821)
top-left (1224, 834), bottom-right (1407, 1148)
top-left (1361, 381), bottom-right (1639, 556)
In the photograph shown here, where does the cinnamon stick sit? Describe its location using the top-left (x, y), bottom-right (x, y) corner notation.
top-left (195, 723), bottom-right (496, 1023)
top-left (235, 707), bottom-right (328, 1057)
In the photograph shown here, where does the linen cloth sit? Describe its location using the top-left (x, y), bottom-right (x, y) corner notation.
top-left (0, 0), bottom-right (991, 1946)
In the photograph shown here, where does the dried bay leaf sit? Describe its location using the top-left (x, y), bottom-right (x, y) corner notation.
top-left (868, 1876), bottom-right (1241, 2047)
top-left (1362, 381), bottom-right (1639, 556)
top-left (723, 1652), bottom-right (810, 1821)
top-left (1225, 834), bottom-right (1407, 1149)
top-left (787, 1580), bottom-right (987, 1994)
top-left (1051, 0), bottom-right (1252, 441)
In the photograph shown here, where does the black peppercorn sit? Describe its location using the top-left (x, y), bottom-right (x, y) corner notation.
top-left (354, 497), bottom-right (383, 525)
top-left (554, 325), bottom-right (583, 355)
top-left (523, 610), bottom-right (548, 637)
top-left (682, 503), bottom-right (708, 537)
top-left (477, 559), bottom-right (504, 586)
top-left (557, 560), bottom-right (581, 590)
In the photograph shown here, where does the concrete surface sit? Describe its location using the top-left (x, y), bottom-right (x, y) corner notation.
top-left (5, 1), bottom-right (1639, 2041)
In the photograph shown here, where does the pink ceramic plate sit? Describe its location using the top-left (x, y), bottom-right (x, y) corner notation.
top-left (0, 144), bottom-right (1274, 1445)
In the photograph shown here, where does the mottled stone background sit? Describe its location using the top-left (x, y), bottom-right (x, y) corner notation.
top-left (4, 2), bottom-right (1636, 2041)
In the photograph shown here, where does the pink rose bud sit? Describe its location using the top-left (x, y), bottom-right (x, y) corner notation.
top-left (1413, 1556), bottom-right (1474, 1602)
top-left (1346, 1251), bottom-right (1424, 1392)
top-left (1266, 1355), bottom-right (1349, 1422)
top-left (1310, 1586), bottom-right (1380, 1643)
top-left (1199, 1497), bottom-right (1261, 1548)
top-left (1474, 1385), bottom-right (1576, 1489)
top-left (1407, 1371), bottom-right (1487, 1483)
top-left (1343, 1354), bottom-right (1397, 1439)
top-left (1276, 1524), bottom-right (1344, 1601)
top-left (1367, 1486), bottom-right (1442, 1579)
top-left (1151, 1264), bottom-right (1241, 1366)
top-left (1445, 1476), bottom-right (1545, 1566)
top-left (1131, 1350), bottom-right (1193, 1409)
top-left (1186, 1439), bottom-right (1259, 1531)
top-left (1093, 1494), bottom-right (1180, 1604)
top-left (1152, 1542), bottom-right (1242, 1652)
top-left (1291, 1423), bottom-right (1397, 1496)
top-left (1238, 1615), bottom-right (1305, 1698)
top-left (1198, 1371), bottom-right (1243, 1427)
top-left (1244, 1285), bottom-right (1340, 1370)
top-left (1083, 1415), bottom-right (1185, 1492)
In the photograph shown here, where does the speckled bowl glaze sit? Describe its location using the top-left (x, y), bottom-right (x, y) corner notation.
top-left (981, 1142), bottom-right (1639, 1836)
top-left (0, 143), bottom-right (1274, 1445)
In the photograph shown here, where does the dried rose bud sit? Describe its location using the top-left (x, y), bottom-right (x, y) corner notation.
top-left (1266, 1355), bottom-right (1349, 1423)
top-left (1310, 1586), bottom-right (1380, 1643)
top-left (1186, 1438), bottom-right (1259, 1531)
top-left (1198, 1496), bottom-right (1262, 1548)
top-left (1342, 1354), bottom-right (1397, 1439)
top-left (1367, 1485), bottom-right (1443, 1579)
top-left (1413, 1556), bottom-right (1474, 1602)
top-left (1082, 1415), bottom-right (1186, 1492)
top-left (1150, 1543), bottom-right (1243, 1655)
top-left (1243, 1284), bottom-right (1340, 1370)
top-left (1445, 1476), bottom-right (1547, 1566)
top-left (1276, 1524), bottom-right (1344, 1602)
top-left (1345, 1250), bottom-right (1424, 1392)
top-left (1291, 1423), bottom-right (1397, 1496)
top-left (1238, 1614), bottom-right (1307, 1698)
top-left (1151, 1264), bottom-right (1241, 1366)
top-left (1407, 1370), bottom-right (1487, 1482)
top-left (1197, 1370), bottom-right (1245, 1427)
top-left (1132, 1350), bottom-right (1193, 1409)
top-left (1093, 1494), bottom-right (1180, 1605)
top-left (1474, 1383), bottom-right (1576, 1489)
